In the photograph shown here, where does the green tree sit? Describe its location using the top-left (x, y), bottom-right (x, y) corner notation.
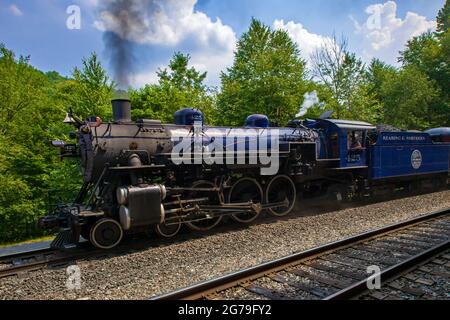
top-left (0, 47), bottom-right (113, 242)
top-left (217, 19), bottom-right (307, 126)
top-left (130, 52), bottom-right (215, 123)
top-left (363, 59), bottom-right (398, 124)
top-left (157, 52), bottom-right (207, 91)
top-left (437, 0), bottom-right (450, 35)
top-left (347, 81), bottom-right (382, 124)
top-left (396, 1), bottom-right (450, 127)
top-left (0, 44), bottom-right (59, 241)
top-left (57, 52), bottom-right (114, 119)
top-left (399, 32), bottom-right (446, 89)
top-left (380, 65), bottom-right (438, 130)
top-left (311, 35), bottom-right (379, 122)
top-left (0, 45), bottom-right (50, 134)
top-left (399, 31), bottom-right (450, 127)
top-left (45, 71), bottom-right (67, 84)
top-left (366, 59), bottom-right (397, 101)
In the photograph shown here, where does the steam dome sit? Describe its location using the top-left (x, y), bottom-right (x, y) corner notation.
top-left (174, 108), bottom-right (204, 126)
top-left (245, 114), bottom-right (270, 128)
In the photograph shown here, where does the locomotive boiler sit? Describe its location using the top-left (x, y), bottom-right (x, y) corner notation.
top-left (39, 98), bottom-right (319, 249)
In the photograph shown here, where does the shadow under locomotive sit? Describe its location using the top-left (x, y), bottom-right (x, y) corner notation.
top-left (38, 97), bottom-right (450, 250)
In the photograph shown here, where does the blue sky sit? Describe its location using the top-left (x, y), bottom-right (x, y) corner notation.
top-left (0, 0), bottom-right (444, 87)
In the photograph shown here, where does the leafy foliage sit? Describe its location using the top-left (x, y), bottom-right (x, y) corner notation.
top-left (130, 52), bottom-right (216, 123)
top-left (0, 48), bottom-right (110, 242)
top-left (311, 35), bottom-right (382, 122)
top-left (436, 0), bottom-right (450, 35)
top-left (380, 65), bottom-right (439, 130)
top-left (0, 46), bottom-right (55, 241)
top-left (397, 30), bottom-right (450, 127)
top-left (59, 53), bottom-right (114, 119)
top-left (217, 19), bottom-right (307, 126)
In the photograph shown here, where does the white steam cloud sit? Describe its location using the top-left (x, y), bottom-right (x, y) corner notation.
top-left (296, 91), bottom-right (321, 117)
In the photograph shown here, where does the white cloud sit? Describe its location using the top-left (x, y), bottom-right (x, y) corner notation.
top-left (90, 0), bottom-right (236, 87)
top-left (351, 1), bottom-right (435, 64)
top-left (273, 19), bottom-right (332, 63)
top-left (8, 4), bottom-right (23, 16)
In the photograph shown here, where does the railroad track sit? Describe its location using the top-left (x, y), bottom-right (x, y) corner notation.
top-left (0, 237), bottom-right (160, 279)
top-left (151, 208), bottom-right (450, 300)
top-left (0, 246), bottom-right (95, 279)
top-left (0, 240), bottom-right (156, 279)
top-left (0, 247), bottom-right (55, 264)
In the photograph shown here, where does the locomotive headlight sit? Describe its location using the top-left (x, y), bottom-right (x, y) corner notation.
top-left (116, 187), bottom-right (129, 205)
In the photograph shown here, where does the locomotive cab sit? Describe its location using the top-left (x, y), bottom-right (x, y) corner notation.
top-left (305, 119), bottom-right (375, 169)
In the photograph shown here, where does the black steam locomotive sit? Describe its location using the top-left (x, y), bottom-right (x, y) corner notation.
top-left (39, 98), bottom-right (450, 249)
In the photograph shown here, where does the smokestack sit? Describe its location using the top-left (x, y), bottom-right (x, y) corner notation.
top-left (112, 98), bottom-right (131, 123)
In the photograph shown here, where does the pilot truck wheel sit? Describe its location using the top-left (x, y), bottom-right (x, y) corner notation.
top-left (90, 218), bottom-right (123, 249)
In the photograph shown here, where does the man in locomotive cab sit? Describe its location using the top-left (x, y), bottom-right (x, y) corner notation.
top-left (348, 131), bottom-right (363, 151)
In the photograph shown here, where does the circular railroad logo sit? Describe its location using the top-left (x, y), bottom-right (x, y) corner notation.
top-left (411, 150), bottom-right (422, 169)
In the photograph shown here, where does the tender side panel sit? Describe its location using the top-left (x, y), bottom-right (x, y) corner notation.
top-left (370, 143), bottom-right (449, 179)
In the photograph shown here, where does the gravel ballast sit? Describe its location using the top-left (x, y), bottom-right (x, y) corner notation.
top-left (0, 190), bottom-right (449, 300)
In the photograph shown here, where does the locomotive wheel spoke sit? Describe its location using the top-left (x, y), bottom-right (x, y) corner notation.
top-left (265, 175), bottom-right (297, 217)
top-left (228, 177), bottom-right (263, 223)
top-left (186, 181), bottom-right (223, 231)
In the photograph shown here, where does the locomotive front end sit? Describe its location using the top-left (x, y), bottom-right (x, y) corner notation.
top-left (38, 97), bottom-right (170, 249)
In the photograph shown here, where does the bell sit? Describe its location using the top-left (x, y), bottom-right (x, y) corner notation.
top-left (63, 113), bottom-right (75, 124)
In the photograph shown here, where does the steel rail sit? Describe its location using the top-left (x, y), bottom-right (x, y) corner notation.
top-left (324, 240), bottom-right (450, 300)
top-left (0, 251), bottom-right (85, 279)
top-left (150, 207), bottom-right (450, 300)
top-left (0, 244), bottom-right (95, 279)
top-left (0, 247), bottom-right (54, 263)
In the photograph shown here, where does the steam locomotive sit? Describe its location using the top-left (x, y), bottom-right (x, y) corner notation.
top-left (39, 98), bottom-right (450, 249)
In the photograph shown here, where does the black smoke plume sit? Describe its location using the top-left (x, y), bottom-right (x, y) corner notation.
top-left (105, 31), bottom-right (135, 90)
top-left (99, 0), bottom-right (156, 89)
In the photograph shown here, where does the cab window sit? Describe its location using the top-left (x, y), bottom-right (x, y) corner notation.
top-left (347, 131), bottom-right (364, 151)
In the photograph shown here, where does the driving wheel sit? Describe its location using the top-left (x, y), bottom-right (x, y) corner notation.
top-left (265, 175), bottom-right (296, 217)
top-left (228, 177), bottom-right (263, 223)
top-left (186, 181), bottom-right (223, 231)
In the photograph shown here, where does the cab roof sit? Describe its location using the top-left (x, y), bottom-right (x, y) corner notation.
top-left (321, 119), bottom-right (376, 131)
